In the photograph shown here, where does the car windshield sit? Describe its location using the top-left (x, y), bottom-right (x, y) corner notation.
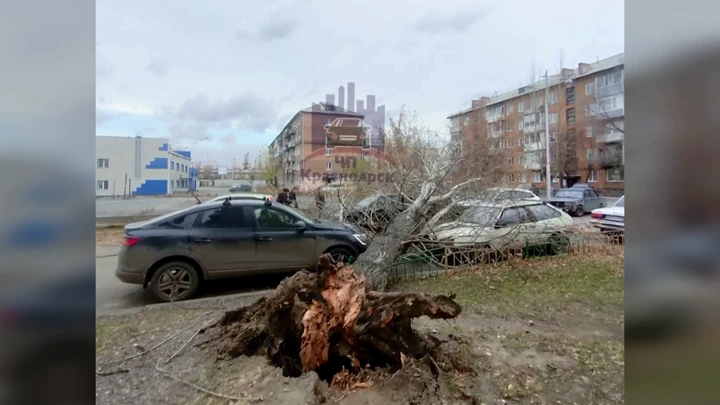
top-left (555, 189), bottom-right (583, 199)
top-left (149, 206), bottom-right (197, 224)
top-left (356, 194), bottom-right (383, 209)
top-left (614, 196), bottom-right (624, 207)
top-left (456, 206), bottom-right (501, 226)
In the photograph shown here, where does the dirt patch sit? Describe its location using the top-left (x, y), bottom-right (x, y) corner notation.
top-left (97, 226), bottom-right (125, 245)
top-left (96, 255), bottom-right (624, 404)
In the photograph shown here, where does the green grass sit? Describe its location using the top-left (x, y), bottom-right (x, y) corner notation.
top-left (393, 255), bottom-right (624, 321)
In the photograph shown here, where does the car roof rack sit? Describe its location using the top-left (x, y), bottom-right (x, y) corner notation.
top-left (222, 197), bottom-right (231, 206)
top-left (263, 196), bottom-right (272, 206)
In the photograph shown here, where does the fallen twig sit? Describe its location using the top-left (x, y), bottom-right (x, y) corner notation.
top-left (97, 310), bottom-right (214, 366)
top-left (165, 319), bottom-right (215, 364)
top-left (95, 368), bottom-right (129, 376)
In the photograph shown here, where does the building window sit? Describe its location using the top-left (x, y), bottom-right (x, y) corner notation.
top-left (97, 158), bottom-right (109, 168)
top-left (587, 148), bottom-right (597, 160)
top-left (586, 126), bottom-right (593, 138)
top-left (518, 121), bottom-right (524, 130)
top-left (518, 101), bottom-right (525, 112)
top-left (170, 181), bottom-right (174, 189)
top-left (548, 113), bottom-right (558, 124)
top-left (549, 92), bottom-right (559, 104)
top-left (585, 82), bottom-right (595, 95)
top-left (607, 167), bottom-right (625, 182)
top-left (176, 180), bottom-right (180, 188)
top-left (507, 104), bottom-right (514, 115)
top-left (552, 173), bottom-right (560, 183)
top-left (520, 173), bottom-right (527, 183)
top-left (325, 148), bottom-right (332, 156)
top-left (171, 162), bottom-right (175, 170)
top-left (508, 156), bottom-right (514, 165)
top-left (588, 170), bottom-right (598, 182)
top-left (326, 162), bottom-right (332, 170)
top-left (96, 180), bottom-right (109, 190)
top-left (586, 104), bottom-right (596, 117)
top-left (463, 116), bottom-right (469, 126)
top-left (531, 172), bottom-right (542, 182)
top-left (519, 155), bottom-right (526, 165)
top-left (505, 122), bottom-right (512, 132)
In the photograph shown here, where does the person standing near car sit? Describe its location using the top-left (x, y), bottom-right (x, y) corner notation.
top-left (315, 186), bottom-right (325, 215)
top-left (277, 188), bottom-right (290, 205)
top-left (289, 187), bottom-right (299, 208)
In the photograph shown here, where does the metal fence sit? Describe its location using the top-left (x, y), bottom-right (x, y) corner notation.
top-left (388, 229), bottom-right (624, 280)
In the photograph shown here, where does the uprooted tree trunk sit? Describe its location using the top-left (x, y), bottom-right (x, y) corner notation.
top-left (213, 254), bottom-right (461, 381)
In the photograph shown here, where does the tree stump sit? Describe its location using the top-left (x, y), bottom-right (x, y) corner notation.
top-left (213, 254), bottom-right (461, 381)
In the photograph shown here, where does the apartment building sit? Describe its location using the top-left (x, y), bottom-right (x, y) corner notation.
top-left (271, 103), bottom-right (381, 189)
top-left (448, 53), bottom-right (624, 194)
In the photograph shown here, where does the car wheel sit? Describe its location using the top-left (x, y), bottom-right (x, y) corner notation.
top-left (574, 206), bottom-right (584, 216)
top-left (547, 233), bottom-right (571, 255)
top-left (150, 261), bottom-right (200, 302)
top-left (326, 247), bottom-right (354, 264)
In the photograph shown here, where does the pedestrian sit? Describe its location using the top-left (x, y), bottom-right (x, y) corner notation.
top-left (289, 187), bottom-right (299, 208)
top-left (277, 188), bottom-right (290, 205)
top-left (315, 186), bottom-right (325, 214)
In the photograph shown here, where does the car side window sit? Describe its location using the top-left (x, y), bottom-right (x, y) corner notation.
top-left (196, 206), bottom-right (246, 228)
top-left (527, 204), bottom-right (562, 221)
top-left (590, 190), bottom-right (599, 198)
top-left (510, 190), bottom-right (531, 200)
top-left (497, 207), bottom-right (529, 226)
top-left (253, 207), bottom-right (297, 229)
top-left (584, 190), bottom-right (591, 198)
top-left (495, 191), bottom-right (513, 200)
top-left (159, 212), bottom-right (199, 229)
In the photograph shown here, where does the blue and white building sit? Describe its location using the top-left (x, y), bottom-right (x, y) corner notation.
top-left (96, 135), bottom-right (198, 196)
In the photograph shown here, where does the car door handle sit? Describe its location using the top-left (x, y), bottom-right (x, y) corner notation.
top-left (256, 236), bottom-right (274, 242)
top-left (192, 238), bottom-right (212, 244)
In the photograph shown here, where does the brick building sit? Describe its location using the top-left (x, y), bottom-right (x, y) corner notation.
top-left (448, 53), bottom-right (624, 195)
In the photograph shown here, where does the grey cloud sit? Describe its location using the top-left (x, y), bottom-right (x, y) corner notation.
top-left (236, 29), bottom-right (252, 41)
top-left (414, 9), bottom-right (488, 34)
top-left (257, 20), bottom-right (297, 42)
top-left (146, 59), bottom-right (170, 77)
top-left (164, 93), bottom-right (277, 141)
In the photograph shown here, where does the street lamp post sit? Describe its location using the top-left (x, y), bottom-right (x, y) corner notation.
top-left (544, 71), bottom-right (552, 200)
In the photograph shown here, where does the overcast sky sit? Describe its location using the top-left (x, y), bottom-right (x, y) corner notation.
top-left (96, 0), bottom-right (624, 167)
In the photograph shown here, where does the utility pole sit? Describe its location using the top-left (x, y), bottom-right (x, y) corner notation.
top-left (544, 70), bottom-right (552, 199)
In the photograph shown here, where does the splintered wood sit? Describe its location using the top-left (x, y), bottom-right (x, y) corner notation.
top-left (213, 254), bottom-right (462, 380)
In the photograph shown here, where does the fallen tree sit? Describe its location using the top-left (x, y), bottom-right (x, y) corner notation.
top-left (213, 254), bottom-right (461, 380)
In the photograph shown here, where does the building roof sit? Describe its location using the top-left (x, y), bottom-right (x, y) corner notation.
top-left (447, 52), bottom-right (625, 119)
top-left (300, 102), bottom-right (364, 117)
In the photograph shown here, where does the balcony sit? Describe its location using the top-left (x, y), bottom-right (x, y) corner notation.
top-left (524, 140), bottom-right (545, 152)
top-left (524, 161), bottom-right (542, 170)
top-left (600, 149), bottom-right (624, 167)
top-left (596, 82), bottom-right (624, 98)
top-left (485, 113), bottom-right (503, 123)
top-left (597, 130), bottom-right (624, 144)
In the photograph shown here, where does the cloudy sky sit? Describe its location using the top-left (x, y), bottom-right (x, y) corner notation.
top-left (96, 0), bottom-right (624, 167)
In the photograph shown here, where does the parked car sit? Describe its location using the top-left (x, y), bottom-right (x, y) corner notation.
top-left (591, 196), bottom-right (624, 236)
top-left (115, 198), bottom-right (368, 302)
top-left (427, 200), bottom-right (573, 252)
top-left (324, 117), bottom-right (372, 147)
top-left (229, 184), bottom-right (253, 192)
top-left (343, 193), bottom-right (410, 232)
top-left (516, 183), bottom-right (540, 196)
top-left (546, 186), bottom-right (604, 216)
top-left (477, 187), bottom-right (540, 202)
top-left (205, 193), bottom-right (273, 204)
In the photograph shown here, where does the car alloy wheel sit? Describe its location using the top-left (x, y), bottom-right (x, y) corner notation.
top-left (152, 264), bottom-right (198, 302)
top-left (574, 206), bottom-right (584, 216)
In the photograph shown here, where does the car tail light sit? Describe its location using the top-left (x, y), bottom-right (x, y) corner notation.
top-left (591, 212), bottom-right (604, 219)
top-left (123, 235), bottom-right (139, 246)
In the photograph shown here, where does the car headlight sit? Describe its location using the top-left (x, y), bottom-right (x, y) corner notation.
top-left (353, 234), bottom-right (367, 245)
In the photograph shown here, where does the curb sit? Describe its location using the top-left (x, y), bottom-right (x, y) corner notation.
top-left (145, 289), bottom-right (271, 311)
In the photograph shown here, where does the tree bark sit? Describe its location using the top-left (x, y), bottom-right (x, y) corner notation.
top-left (213, 254), bottom-right (461, 380)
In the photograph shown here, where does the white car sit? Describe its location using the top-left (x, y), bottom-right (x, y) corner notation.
top-left (428, 200), bottom-right (573, 251)
top-left (590, 196), bottom-right (624, 235)
top-left (205, 193), bottom-right (273, 204)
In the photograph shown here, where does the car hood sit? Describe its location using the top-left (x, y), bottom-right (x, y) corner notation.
top-left (593, 206), bottom-right (625, 217)
top-left (430, 222), bottom-right (493, 241)
top-left (548, 197), bottom-right (581, 203)
top-left (313, 220), bottom-right (363, 234)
